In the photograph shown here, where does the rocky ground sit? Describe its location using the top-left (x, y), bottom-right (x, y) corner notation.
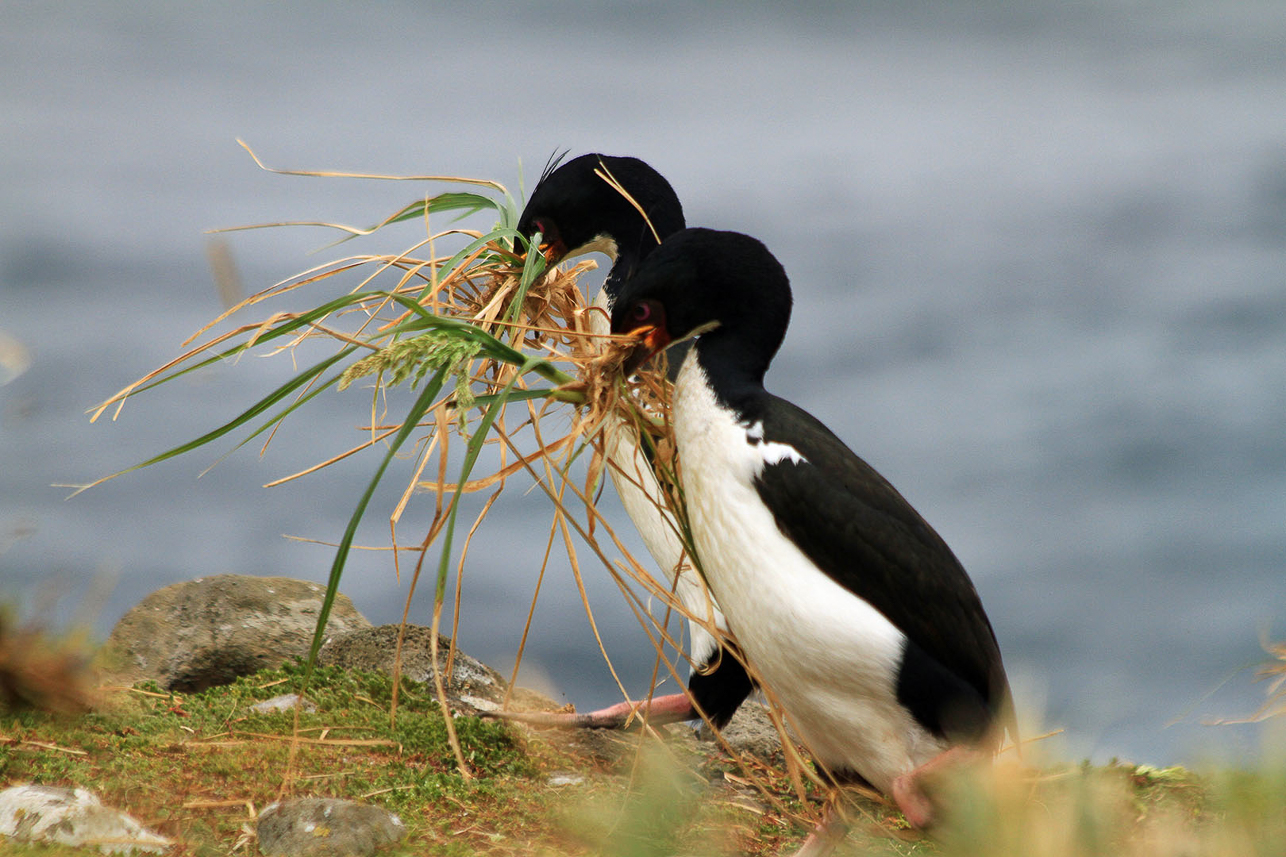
top-left (1, 575), bottom-right (816, 856)
top-left (2, 575), bottom-right (1282, 856)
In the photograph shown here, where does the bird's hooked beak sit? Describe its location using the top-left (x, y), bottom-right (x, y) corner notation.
top-left (621, 324), bottom-right (671, 376)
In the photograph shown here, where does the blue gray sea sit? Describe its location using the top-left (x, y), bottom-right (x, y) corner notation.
top-left (3, 1), bottom-right (1285, 766)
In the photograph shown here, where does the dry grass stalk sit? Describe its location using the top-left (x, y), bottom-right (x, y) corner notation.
top-left (1252, 638), bottom-right (1286, 721)
top-left (1206, 638), bottom-right (1286, 727)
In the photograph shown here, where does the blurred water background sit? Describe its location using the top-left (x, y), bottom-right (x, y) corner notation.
top-left (3, 1), bottom-right (1285, 766)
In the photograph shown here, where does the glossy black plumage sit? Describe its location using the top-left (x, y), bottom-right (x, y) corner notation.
top-left (749, 399), bottom-right (1004, 743)
top-left (516, 153), bottom-right (686, 295)
top-left (610, 228), bottom-right (1015, 761)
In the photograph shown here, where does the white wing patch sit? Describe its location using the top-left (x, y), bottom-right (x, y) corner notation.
top-left (743, 419), bottom-right (807, 466)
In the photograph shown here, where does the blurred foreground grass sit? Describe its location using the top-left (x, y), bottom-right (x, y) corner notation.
top-left (1, 656), bottom-right (1284, 856)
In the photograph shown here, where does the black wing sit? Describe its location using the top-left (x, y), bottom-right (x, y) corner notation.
top-left (750, 394), bottom-right (1012, 741)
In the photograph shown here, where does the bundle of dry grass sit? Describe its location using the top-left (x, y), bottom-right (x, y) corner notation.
top-left (80, 148), bottom-right (729, 781)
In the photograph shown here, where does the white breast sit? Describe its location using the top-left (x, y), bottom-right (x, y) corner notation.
top-left (589, 289), bottom-right (726, 665)
top-left (672, 354), bottom-right (947, 791)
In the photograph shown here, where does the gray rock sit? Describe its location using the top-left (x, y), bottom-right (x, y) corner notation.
top-left (0, 784), bottom-right (170, 854)
top-left (318, 625), bottom-right (557, 715)
top-left (257, 797), bottom-right (405, 856)
top-left (700, 700), bottom-right (784, 763)
top-left (99, 575), bottom-right (370, 692)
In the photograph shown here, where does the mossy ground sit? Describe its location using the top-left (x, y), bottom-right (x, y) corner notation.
top-left (2, 664), bottom-right (1283, 856)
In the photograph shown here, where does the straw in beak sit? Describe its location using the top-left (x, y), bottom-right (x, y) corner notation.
top-left (621, 324), bottom-right (671, 376)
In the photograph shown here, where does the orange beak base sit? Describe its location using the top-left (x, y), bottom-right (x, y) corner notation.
top-left (540, 239), bottom-right (568, 265)
top-left (622, 325), bottom-right (671, 376)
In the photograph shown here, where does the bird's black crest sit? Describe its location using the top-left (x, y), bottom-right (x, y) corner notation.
top-left (537, 148), bottom-right (571, 189)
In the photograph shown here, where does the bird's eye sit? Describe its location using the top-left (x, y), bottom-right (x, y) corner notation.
top-left (629, 302), bottom-right (654, 324)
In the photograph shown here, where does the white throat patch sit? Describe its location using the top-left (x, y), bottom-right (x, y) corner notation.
top-left (568, 234), bottom-right (619, 263)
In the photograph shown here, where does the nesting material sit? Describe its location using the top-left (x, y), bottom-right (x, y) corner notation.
top-left (88, 200), bottom-right (705, 676)
top-left (85, 167), bottom-right (755, 796)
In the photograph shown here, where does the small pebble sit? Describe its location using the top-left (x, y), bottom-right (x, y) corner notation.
top-left (258, 797), bottom-right (405, 856)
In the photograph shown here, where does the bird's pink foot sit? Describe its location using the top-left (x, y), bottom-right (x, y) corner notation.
top-left (891, 746), bottom-right (986, 828)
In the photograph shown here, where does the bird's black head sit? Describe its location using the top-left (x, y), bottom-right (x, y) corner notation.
top-left (610, 228), bottom-right (792, 382)
top-left (514, 154), bottom-right (685, 270)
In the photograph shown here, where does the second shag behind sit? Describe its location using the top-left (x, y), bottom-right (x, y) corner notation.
top-left (509, 154), bottom-right (754, 730)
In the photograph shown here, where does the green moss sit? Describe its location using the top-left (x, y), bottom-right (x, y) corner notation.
top-left (0, 664), bottom-right (547, 855)
top-left (3, 665), bottom-right (1285, 856)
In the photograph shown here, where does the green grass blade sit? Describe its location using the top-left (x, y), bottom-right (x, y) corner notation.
top-left (496, 185), bottom-right (520, 232)
top-left (505, 231), bottom-right (549, 340)
top-left (380, 192), bottom-right (500, 227)
top-left (432, 357), bottom-right (544, 607)
top-left (321, 193), bottom-right (503, 250)
top-left (119, 291), bottom-right (394, 403)
top-left (76, 348), bottom-right (356, 495)
top-left (470, 387), bottom-right (582, 407)
top-left (215, 366), bottom-right (351, 459)
top-left (98, 293), bottom-right (575, 493)
top-left (302, 364), bottom-right (451, 679)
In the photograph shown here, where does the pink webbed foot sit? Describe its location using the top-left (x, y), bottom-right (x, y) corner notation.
top-left (890, 746), bottom-right (986, 828)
